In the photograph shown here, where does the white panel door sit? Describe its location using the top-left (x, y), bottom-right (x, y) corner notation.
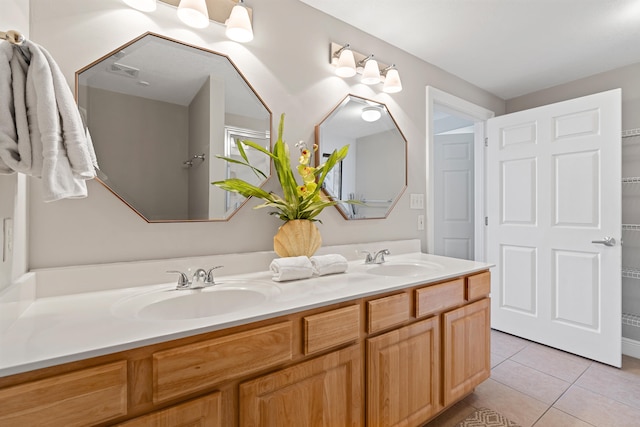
top-left (487, 89), bottom-right (622, 367)
top-left (434, 133), bottom-right (474, 260)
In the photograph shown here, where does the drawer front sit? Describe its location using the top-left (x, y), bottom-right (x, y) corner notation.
top-left (415, 279), bottom-right (465, 318)
top-left (467, 271), bottom-right (491, 301)
top-left (304, 305), bottom-right (361, 355)
top-left (0, 361), bottom-right (128, 426)
top-left (368, 293), bottom-right (410, 333)
top-left (153, 321), bottom-right (293, 403)
top-left (116, 392), bottom-right (222, 427)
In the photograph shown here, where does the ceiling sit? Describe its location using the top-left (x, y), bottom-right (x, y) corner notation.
top-left (299, 0), bottom-right (640, 100)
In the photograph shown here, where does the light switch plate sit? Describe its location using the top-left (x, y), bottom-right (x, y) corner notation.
top-left (417, 215), bottom-right (425, 230)
top-left (410, 193), bottom-right (424, 210)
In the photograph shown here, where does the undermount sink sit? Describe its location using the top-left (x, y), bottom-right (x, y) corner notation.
top-left (112, 280), bottom-right (280, 321)
top-left (364, 261), bottom-right (444, 277)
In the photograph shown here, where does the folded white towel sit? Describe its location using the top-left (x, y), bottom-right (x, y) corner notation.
top-left (310, 254), bottom-right (349, 276)
top-left (270, 256), bottom-right (314, 282)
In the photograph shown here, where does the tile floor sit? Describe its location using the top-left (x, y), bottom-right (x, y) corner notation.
top-left (424, 329), bottom-right (640, 427)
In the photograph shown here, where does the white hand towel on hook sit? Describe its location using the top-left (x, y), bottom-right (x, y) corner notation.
top-left (0, 37), bottom-right (98, 201)
top-left (270, 256), bottom-right (314, 282)
top-left (310, 254), bottom-right (349, 276)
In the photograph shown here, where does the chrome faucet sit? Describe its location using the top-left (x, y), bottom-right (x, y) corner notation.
top-left (373, 249), bottom-right (390, 264)
top-left (191, 268), bottom-right (208, 288)
top-left (362, 249), bottom-right (390, 264)
top-left (167, 266), bottom-right (224, 290)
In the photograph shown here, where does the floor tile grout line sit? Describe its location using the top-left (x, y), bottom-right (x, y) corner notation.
top-left (499, 353), bottom-right (587, 385)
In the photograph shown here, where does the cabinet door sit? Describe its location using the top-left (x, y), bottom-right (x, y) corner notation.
top-left (239, 345), bottom-right (362, 427)
top-left (116, 392), bottom-right (222, 427)
top-left (367, 317), bottom-right (440, 427)
top-left (442, 297), bottom-right (491, 406)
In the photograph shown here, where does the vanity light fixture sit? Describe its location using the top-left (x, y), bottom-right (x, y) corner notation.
top-left (329, 42), bottom-right (402, 93)
top-left (177, 0), bottom-right (210, 28)
top-left (361, 106), bottom-right (382, 122)
top-left (382, 65), bottom-right (402, 93)
top-left (127, 1), bottom-right (255, 42)
top-left (225, 0), bottom-right (254, 43)
top-left (332, 44), bottom-right (357, 77)
top-left (123, 0), bottom-right (157, 12)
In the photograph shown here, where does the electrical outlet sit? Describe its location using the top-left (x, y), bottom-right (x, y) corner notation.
top-left (417, 214), bottom-right (425, 230)
top-left (410, 193), bottom-right (424, 209)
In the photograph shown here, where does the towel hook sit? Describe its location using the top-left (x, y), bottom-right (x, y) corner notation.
top-left (1, 30), bottom-right (25, 46)
top-left (183, 153), bottom-right (206, 167)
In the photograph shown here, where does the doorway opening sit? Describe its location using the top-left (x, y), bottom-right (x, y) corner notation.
top-left (426, 87), bottom-right (494, 261)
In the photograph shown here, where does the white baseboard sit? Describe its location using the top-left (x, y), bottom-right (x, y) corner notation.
top-left (622, 337), bottom-right (640, 359)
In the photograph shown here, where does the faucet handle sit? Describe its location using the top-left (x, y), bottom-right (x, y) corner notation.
top-left (359, 250), bottom-right (374, 264)
top-left (167, 270), bottom-right (190, 289)
top-left (206, 266), bottom-right (224, 285)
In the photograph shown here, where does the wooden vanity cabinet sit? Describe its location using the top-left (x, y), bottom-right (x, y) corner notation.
top-left (442, 298), bottom-right (491, 406)
top-left (365, 272), bottom-right (491, 427)
top-left (0, 270), bottom-right (490, 427)
top-left (239, 344), bottom-right (363, 426)
top-left (366, 317), bottom-right (440, 426)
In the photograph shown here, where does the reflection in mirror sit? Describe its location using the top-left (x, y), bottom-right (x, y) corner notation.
top-left (76, 33), bottom-right (271, 222)
top-left (315, 95), bottom-right (407, 219)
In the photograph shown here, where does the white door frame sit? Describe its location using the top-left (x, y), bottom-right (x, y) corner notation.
top-left (426, 86), bottom-right (495, 260)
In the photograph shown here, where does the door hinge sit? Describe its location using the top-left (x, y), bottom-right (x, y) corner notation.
top-left (485, 216), bottom-right (488, 226)
top-left (484, 137), bottom-right (488, 147)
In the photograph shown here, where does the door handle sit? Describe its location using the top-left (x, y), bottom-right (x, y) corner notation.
top-left (591, 237), bottom-right (616, 247)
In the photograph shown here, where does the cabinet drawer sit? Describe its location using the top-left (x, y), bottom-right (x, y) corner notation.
top-left (415, 279), bottom-right (465, 318)
top-left (304, 305), bottom-right (360, 355)
top-left (368, 293), bottom-right (410, 333)
top-left (467, 271), bottom-right (491, 301)
top-left (0, 361), bottom-right (127, 426)
top-left (153, 321), bottom-right (293, 403)
top-left (116, 392), bottom-right (222, 427)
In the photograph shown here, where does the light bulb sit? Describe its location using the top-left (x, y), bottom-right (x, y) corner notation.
top-left (362, 107), bottom-right (381, 122)
top-left (177, 0), bottom-right (209, 29)
top-left (361, 59), bottom-right (381, 85)
top-left (226, 3), bottom-right (254, 42)
top-left (383, 68), bottom-right (402, 93)
top-left (335, 49), bottom-right (356, 77)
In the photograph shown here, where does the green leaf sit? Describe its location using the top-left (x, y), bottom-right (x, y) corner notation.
top-left (211, 178), bottom-right (273, 200)
top-left (215, 155), bottom-right (268, 180)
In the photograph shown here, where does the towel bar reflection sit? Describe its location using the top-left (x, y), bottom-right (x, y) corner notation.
top-left (1, 29), bottom-right (25, 45)
top-left (184, 153), bottom-right (206, 167)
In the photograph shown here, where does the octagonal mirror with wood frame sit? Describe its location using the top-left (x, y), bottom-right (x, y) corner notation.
top-left (76, 32), bottom-right (271, 222)
top-left (315, 94), bottom-right (407, 219)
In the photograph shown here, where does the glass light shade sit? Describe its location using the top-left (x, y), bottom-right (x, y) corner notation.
top-left (361, 59), bottom-right (381, 85)
top-left (177, 0), bottom-right (209, 29)
top-left (226, 4), bottom-right (254, 42)
top-left (361, 107), bottom-right (381, 122)
top-left (383, 68), bottom-right (403, 93)
top-left (335, 49), bottom-right (356, 77)
top-left (123, 0), bottom-right (156, 12)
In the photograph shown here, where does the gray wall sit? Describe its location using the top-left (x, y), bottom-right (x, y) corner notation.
top-left (21, 0), bottom-right (505, 270)
top-left (507, 61), bottom-right (640, 130)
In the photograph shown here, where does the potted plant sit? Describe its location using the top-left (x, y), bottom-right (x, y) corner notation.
top-left (212, 113), bottom-right (355, 257)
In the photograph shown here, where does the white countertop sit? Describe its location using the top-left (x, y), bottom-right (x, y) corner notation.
top-left (0, 252), bottom-right (491, 377)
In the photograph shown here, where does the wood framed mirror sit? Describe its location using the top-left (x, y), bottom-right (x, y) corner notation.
top-left (76, 32), bottom-right (271, 222)
top-left (315, 94), bottom-right (407, 219)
